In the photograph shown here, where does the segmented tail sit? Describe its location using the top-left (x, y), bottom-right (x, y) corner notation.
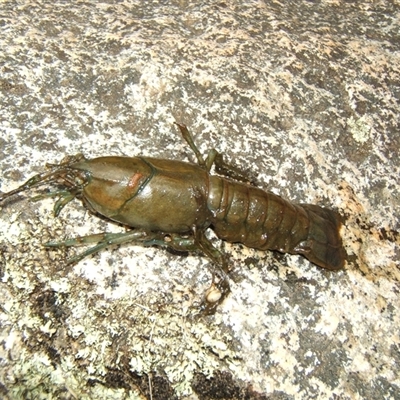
top-left (208, 176), bottom-right (346, 270)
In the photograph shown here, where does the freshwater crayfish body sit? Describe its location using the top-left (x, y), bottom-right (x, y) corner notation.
top-left (0, 123), bottom-right (346, 313)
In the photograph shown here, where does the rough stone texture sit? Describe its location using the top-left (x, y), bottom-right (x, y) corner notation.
top-left (0, 1), bottom-right (399, 399)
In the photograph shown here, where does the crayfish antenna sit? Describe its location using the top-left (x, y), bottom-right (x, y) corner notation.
top-left (0, 154), bottom-right (87, 203)
top-left (0, 172), bottom-right (53, 202)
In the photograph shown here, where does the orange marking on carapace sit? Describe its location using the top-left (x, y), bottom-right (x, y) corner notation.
top-left (127, 172), bottom-right (143, 192)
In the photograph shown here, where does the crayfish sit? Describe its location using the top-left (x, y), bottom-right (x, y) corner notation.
top-left (0, 123), bottom-right (346, 313)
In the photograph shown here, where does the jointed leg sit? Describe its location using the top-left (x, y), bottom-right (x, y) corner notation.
top-left (46, 225), bottom-right (232, 314)
top-left (174, 122), bottom-right (255, 184)
top-left (45, 229), bottom-right (211, 265)
top-left (192, 228), bottom-right (231, 314)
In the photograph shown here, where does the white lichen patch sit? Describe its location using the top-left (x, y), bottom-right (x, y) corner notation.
top-left (346, 115), bottom-right (371, 144)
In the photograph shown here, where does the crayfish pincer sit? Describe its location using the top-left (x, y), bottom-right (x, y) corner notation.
top-left (0, 123), bottom-right (346, 314)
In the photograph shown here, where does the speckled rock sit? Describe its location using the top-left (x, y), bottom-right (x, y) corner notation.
top-left (0, 1), bottom-right (399, 399)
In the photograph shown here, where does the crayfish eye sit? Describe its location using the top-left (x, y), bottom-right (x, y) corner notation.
top-left (73, 171), bottom-right (89, 186)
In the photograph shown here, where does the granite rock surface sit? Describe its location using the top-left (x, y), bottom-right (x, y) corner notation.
top-left (0, 1), bottom-right (399, 399)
